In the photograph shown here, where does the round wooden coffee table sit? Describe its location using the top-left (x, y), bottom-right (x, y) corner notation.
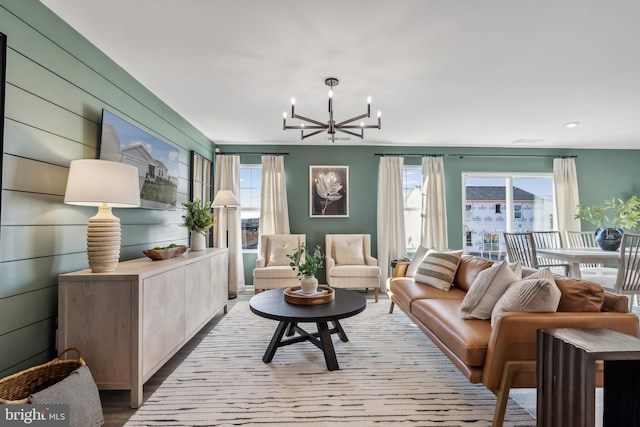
top-left (249, 288), bottom-right (366, 371)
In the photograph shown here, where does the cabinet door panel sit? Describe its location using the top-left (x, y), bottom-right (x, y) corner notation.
top-left (142, 267), bottom-right (185, 376)
top-left (185, 258), bottom-right (211, 334)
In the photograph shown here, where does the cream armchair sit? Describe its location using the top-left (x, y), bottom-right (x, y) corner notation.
top-left (253, 234), bottom-right (306, 293)
top-left (325, 234), bottom-right (381, 302)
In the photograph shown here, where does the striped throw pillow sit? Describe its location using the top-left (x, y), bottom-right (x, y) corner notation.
top-left (414, 249), bottom-right (463, 291)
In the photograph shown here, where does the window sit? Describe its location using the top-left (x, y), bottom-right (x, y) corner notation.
top-left (239, 165), bottom-right (261, 250)
top-left (462, 173), bottom-right (555, 260)
top-left (402, 166), bottom-right (422, 254)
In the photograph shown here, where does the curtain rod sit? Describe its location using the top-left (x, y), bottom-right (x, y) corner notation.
top-left (375, 153), bottom-right (444, 157)
top-left (375, 153), bottom-right (577, 159)
top-left (215, 151), bottom-right (289, 156)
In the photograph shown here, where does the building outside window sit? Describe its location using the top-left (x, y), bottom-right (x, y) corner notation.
top-left (402, 166), bottom-right (422, 255)
top-left (239, 165), bottom-right (261, 250)
top-left (462, 173), bottom-right (555, 260)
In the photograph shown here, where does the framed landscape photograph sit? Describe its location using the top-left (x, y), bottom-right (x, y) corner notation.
top-left (309, 166), bottom-right (348, 217)
top-left (99, 109), bottom-right (179, 210)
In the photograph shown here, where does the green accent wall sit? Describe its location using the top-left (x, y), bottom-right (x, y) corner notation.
top-left (226, 145), bottom-right (640, 284)
top-left (0, 1), bottom-right (214, 376)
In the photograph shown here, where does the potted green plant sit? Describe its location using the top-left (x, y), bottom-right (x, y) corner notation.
top-left (575, 195), bottom-right (640, 250)
top-left (287, 244), bottom-right (325, 294)
top-left (182, 199), bottom-right (214, 251)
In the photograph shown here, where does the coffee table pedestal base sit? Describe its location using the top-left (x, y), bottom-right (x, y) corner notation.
top-left (263, 320), bottom-right (348, 371)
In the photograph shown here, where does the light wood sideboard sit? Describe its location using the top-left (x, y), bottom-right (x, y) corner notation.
top-left (58, 248), bottom-right (228, 408)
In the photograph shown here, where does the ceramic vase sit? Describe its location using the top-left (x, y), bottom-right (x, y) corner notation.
top-left (595, 227), bottom-right (623, 251)
top-left (190, 231), bottom-right (207, 251)
top-left (300, 275), bottom-right (319, 294)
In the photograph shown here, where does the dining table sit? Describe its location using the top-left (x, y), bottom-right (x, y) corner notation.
top-left (535, 247), bottom-right (619, 279)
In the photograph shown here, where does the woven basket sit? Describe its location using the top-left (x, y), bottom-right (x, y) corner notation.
top-left (0, 348), bottom-right (85, 404)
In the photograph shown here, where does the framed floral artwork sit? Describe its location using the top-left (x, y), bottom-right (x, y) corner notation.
top-left (309, 166), bottom-right (348, 217)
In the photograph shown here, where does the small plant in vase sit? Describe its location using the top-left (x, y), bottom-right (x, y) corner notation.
top-left (575, 195), bottom-right (640, 251)
top-left (287, 244), bottom-right (325, 294)
top-left (182, 199), bottom-right (214, 251)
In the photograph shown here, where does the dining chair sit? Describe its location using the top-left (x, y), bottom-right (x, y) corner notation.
top-left (565, 230), bottom-right (618, 290)
top-left (615, 232), bottom-right (640, 311)
top-left (530, 231), bottom-right (571, 275)
top-left (503, 231), bottom-right (570, 275)
top-left (325, 234), bottom-right (381, 302)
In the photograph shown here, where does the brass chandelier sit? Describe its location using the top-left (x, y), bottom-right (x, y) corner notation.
top-left (283, 77), bottom-right (381, 142)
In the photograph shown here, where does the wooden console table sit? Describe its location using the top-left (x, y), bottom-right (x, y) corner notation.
top-left (58, 248), bottom-right (228, 408)
top-left (537, 328), bottom-right (640, 426)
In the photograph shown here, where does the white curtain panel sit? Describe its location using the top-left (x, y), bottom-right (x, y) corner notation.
top-left (377, 156), bottom-right (406, 290)
top-left (422, 156), bottom-right (448, 250)
top-left (553, 157), bottom-right (581, 237)
top-left (214, 155), bottom-right (245, 295)
top-left (259, 155), bottom-right (290, 237)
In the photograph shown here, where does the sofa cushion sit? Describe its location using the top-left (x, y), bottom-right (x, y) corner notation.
top-left (334, 237), bottom-right (365, 265)
top-left (412, 299), bottom-right (491, 367)
top-left (490, 272), bottom-right (561, 327)
top-left (406, 245), bottom-right (429, 277)
top-left (328, 264), bottom-right (380, 278)
top-left (253, 265), bottom-right (298, 279)
top-left (454, 255), bottom-right (494, 291)
top-left (554, 275), bottom-right (604, 312)
top-left (389, 277), bottom-right (466, 311)
top-left (460, 261), bottom-right (519, 320)
top-left (414, 249), bottom-right (463, 291)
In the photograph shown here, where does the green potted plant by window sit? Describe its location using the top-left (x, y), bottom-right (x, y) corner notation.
top-left (287, 244), bottom-right (325, 294)
top-left (575, 195), bottom-right (640, 251)
top-left (182, 199), bottom-right (214, 251)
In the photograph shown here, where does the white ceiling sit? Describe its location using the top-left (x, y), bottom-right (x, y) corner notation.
top-left (40, 0), bottom-right (640, 149)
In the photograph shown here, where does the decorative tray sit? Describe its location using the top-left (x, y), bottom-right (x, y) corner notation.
top-left (284, 285), bottom-right (335, 305)
top-left (143, 245), bottom-right (188, 261)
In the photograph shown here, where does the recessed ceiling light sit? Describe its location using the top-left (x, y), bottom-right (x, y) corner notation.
top-left (512, 139), bottom-right (544, 144)
top-left (564, 122), bottom-right (580, 128)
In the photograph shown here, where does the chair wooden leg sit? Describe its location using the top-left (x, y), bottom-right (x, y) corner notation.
top-left (374, 288), bottom-right (379, 303)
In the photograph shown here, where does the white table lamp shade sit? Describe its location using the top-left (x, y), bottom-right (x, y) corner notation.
top-left (64, 159), bottom-right (141, 207)
top-left (211, 190), bottom-right (240, 208)
top-left (64, 159), bottom-right (141, 273)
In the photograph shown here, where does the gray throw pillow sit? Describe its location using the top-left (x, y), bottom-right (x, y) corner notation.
top-left (413, 249), bottom-right (463, 291)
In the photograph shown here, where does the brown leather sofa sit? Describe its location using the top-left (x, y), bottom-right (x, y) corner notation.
top-left (388, 255), bottom-right (640, 427)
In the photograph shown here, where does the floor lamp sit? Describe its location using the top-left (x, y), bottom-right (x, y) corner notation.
top-left (212, 190), bottom-right (241, 299)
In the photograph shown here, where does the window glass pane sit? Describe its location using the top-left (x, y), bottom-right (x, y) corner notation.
top-left (240, 165), bottom-right (261, 250)
top-left (402, 166), bottom-right (422, 254)
top-left (462, 173), bottom-right (554, 260)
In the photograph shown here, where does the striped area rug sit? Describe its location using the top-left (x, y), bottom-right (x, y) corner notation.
top-left (125, 298), bottom-right (535, 426)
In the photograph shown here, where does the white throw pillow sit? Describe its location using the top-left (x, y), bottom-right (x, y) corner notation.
top-left (406, 245), bottom-right (429, 277)
top-left (460, 261), bottom-right (519, 319)
top-left (413, 249), bottom-right (463, 291)
top-left (490, 268), bottom-right (561, 327)
top-left (267, 237), bottom-right (297, 266)
top-left (508, 260), bottom-right (523, 279)
top-left (334, 237), bottom-right (365, 265)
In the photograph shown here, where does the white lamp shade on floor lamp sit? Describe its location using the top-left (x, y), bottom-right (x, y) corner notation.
top-left (64, 159), bottom-right (141, 273)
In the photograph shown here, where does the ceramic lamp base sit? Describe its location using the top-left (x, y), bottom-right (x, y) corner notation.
top-left (87, 204), bottom-right (121, 273)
